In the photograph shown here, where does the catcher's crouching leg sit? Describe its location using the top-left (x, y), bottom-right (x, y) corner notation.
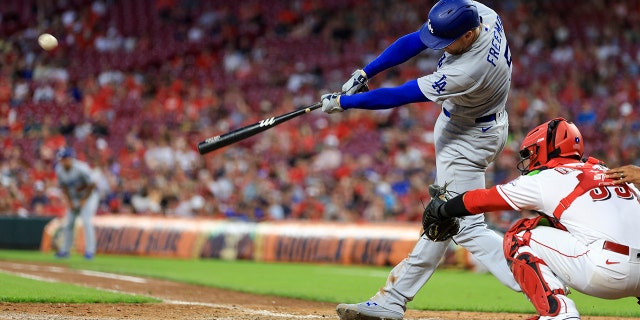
top-left (510, 252), bottom-right (565, 317)
top-left (504, 217), bottom-right (567, 317)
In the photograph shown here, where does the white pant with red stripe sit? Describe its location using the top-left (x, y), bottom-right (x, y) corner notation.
top-left (523, 226), bottom-right (640, 304)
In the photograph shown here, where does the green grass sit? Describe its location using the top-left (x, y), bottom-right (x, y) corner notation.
top-left (0, 249), bottom-right (638, 317)
top-left (0, 272), bottom-right (158, 303)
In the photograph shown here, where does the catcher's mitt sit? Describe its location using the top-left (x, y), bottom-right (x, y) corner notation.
top-left (421, 183), bottom-right (460, 242)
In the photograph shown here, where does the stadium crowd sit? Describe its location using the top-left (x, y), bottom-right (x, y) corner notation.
top-left (1, 0), bottom-right (639, 233)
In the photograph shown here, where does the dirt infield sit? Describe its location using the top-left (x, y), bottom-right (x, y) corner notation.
top-left (0, 261), bottom-right (635, 320)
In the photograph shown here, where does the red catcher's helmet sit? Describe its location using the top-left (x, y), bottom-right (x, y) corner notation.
top-left (419, 0), bottom-right (480, 50)
top-left (517, 118), bottom-right (584, 174)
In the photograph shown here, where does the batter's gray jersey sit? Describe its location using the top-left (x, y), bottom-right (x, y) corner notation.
top-left (55, 159), bottom-right (97, 203)
top-left (417, 2), bottom-right (511, 119)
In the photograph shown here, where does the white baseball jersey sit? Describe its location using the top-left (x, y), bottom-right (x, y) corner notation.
top-left (497, 162), bottom-right (640, 248)
top-left (417, 2), bottom-right (511, 119)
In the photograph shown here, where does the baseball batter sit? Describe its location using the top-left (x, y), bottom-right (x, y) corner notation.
top-left (424, 118), bottom-right (640, 319)
top-left (321, 0), bottom-right (520, 319)
top-left (54, 147), bottom-right (99, 260)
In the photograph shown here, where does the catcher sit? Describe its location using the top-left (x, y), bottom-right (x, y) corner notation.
top-left (423, 118), bottom-right (640, 320)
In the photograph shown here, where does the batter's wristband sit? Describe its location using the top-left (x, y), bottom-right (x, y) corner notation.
top-left (443, 192), bottom-right (472, 217)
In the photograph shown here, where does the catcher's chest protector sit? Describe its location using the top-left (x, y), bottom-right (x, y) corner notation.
top-left (551, 161), bottom-right (619, 219)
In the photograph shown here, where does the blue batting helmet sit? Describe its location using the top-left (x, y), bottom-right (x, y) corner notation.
top-left (56, 147), bottom-right (75, 160)
top-left (419, 0), bottom-right (480, 50)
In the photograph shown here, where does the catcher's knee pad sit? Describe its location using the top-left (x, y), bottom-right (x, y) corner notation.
top-left (511, 252), bottom-right (564, 317)
top-left (503, 217), bottom-right (541, 259)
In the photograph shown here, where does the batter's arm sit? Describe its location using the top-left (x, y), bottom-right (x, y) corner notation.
top-left (363, 32), bottom-right (428, 78)
top-left (340, 80), bottom-right (429, 110)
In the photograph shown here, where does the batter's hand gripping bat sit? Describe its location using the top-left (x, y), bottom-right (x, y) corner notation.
top-left (197, 102), bottom-right (321, 155)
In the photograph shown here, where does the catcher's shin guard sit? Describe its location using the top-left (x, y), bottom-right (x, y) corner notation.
top-left (511, 252), bottom-right (565, 317)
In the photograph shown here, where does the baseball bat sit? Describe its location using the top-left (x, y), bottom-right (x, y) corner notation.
top-left (197, 102), bottom-right (322, 155)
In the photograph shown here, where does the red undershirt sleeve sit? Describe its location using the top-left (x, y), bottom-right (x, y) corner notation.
top-left (463, 187), bottom-right (513, 214)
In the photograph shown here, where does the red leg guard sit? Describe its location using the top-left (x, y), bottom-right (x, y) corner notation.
top-left (511, 252), bottom-right (564, 317)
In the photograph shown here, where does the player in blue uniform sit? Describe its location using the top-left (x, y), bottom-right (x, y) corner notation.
top-left (321, 1), bottom-right (521, 319)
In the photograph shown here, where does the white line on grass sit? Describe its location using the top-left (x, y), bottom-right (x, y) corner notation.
top-left (4, 262), bottom-right (66, 273)
top-left (1, 271), bottom-right (60, 283)
top-left (1, 262), bottom-right (147, 284)
top-left (77, 270), bottom-right (147, 283)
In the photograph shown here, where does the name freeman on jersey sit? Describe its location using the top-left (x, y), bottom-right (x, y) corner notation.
top-left (486, 15), bottom-right (505, 67)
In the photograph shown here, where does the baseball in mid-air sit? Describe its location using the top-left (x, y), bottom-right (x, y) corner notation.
top-left (38, 33), bottom-right (58, 51)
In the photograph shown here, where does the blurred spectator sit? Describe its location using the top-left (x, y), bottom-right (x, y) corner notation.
top-left (144, 133), bottom-right (175, 171)
top-left (29, 180), bottom-right (50, 213)
top-left (173, 136), bottom-right (199, 173)
top-left (130, 185), bottom-right (163, 215)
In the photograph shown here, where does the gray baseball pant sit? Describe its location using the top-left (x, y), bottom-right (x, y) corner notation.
top-left (60, 192), bottom-right (99, 255)
top-left (371, 111), bottom-right (521, 314)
